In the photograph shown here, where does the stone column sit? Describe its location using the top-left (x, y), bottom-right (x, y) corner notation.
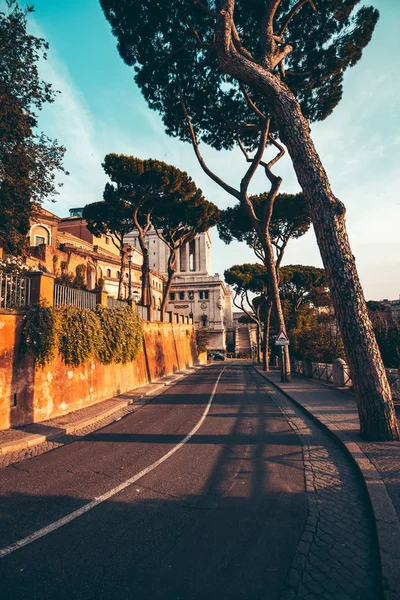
top-left (333, 358), bottom-right (347, 387)
top-left (196, 236), bottom-right (201, 272)
top-left (26, 272), bottom-right (55, 306)
top-left (186, 242), bottom-right (190, 273)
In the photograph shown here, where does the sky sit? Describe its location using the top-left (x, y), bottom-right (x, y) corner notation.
top-left (6, 0), bottom-right (399, 300)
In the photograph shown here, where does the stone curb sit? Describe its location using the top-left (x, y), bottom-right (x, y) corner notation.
top-left (0, 366), bottom-right (205, 457)
top-left (254, 367), bottom-right (400, 600)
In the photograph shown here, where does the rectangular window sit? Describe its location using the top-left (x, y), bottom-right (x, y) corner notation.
top-left (179, 291), bottom-right (185, 300)
top-left (205, 291), bottom-right (209, 300)
top-left (169, 292), bottom-right (175, 300)
top-left (105, 237), bottom-right (110, 245)
top-left (34, 236), bottom-right (46, 246)
top-left (199, 291), bottom-right (203, 299)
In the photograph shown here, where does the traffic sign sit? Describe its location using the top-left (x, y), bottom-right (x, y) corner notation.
top-left (275, 329), bottom-right (290, 346)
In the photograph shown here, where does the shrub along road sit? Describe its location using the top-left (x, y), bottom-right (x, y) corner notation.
top-left (0, 363), bottom-right (381, 599)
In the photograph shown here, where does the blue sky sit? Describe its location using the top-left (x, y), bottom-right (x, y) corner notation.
top-left (8, 0), bottom-right (399, 300)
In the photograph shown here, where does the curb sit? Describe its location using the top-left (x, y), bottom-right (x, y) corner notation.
top-left (0, 366), bottom-right (205, 458)
top-left (254, 367), bottom-right (400, 600)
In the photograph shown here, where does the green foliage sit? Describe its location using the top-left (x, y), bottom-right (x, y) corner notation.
top-left (0, 2), bottom-right (67, 254)
top-left (73, 264), bottom-right (87, 290)
top-left (20, 303), bottom-right (144, 369)
top-left (279, 265), bottom-right (328, 311)
top-left (370, 314), bottom-right (400, 368)
top-left (100, 1), bottom-right (378, 151)
top-left (57, 306), bottom-right (103, 367)
top-left (218, 193), bottom-right (310, 262)
top-left (19, 301), bottom-right (59, 367)
top-left (196, 327), bottom-right (209, 353)
top-left (96, 306), bottom-right (142, 364)
top-left (289, 306), bottom-right (344, 363)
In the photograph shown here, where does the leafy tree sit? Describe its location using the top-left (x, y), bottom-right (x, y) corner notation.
top-left (0, 1), bottom-right (67, 255)
top-left (152, 188), bottom-right (220, 317)
top-left (100, 0), bottom-right (397, 439)
top-left (279, 264), bottom-right (327, 311)
top-left (219, 192), bottom-right (310, 370)
top-left (83, 200), bottom-right (135, 299)
top-left (224, 263), bottom-right (269, 365)
top-left (370, 314), bottom-right (400, 369)
top-left (101, 154), bottom-right (192, 306)
top-left (218, 192), bottom-right (310, 267)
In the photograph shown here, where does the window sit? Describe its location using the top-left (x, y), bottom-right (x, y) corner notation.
top-left (126, 273), bottom-right (129, 279)
top-left (170, 293), bottom-right (175, 300)
top-left (188, 291), bottom-right (194, 300)
top-left (116, 271), bottom-right (120, 278)
top-left (106, 269), bottom-right (111, 278)
top-left (179, 292), bottom-right (185, 300)
top-left (205, 291), bottom-right (209, 300)
top-left (34, 236), bottom-right (46, 246)
top-left (105, 237), bottom-right (110, 245)
top-left (199, 290), bottom-right (209, 300)
top-left (201, 315), bottom-right (208, 327)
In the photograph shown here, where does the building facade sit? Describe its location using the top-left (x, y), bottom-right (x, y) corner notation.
top-left (28, 209), bottom-right (164, 307)
top-left (126, 228), bottom-right (233, 351)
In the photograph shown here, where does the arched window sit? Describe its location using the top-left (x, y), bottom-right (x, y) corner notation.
top-left (152, 295), bottom-right (156, 308)
top-left (106, 269), bottom-right (111, 278)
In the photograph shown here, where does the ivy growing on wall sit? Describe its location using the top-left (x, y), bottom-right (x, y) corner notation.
top-left (96, 306), bottom-right (142, 364)
top-left (20, 304), bottom-right (143, 368)
top-left (19, 301), bottom-right (59, 367)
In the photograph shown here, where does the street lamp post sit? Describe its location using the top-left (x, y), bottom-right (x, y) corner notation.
top-left (126, 245), bottom-right (133, 306)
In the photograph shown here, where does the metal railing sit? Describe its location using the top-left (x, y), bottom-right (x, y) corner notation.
top-left (54, 284), bottom-right (97, 310)
top-left (152, 308), bottom-right (161, 322)
top-left (107, 297), bottom-right (127, 309)
top-left (386, 368), bottom-right (400, 400)
top-left (0, 272), bottom-right (31, 309)
top-left (312, 362), bottom-right (333, 384)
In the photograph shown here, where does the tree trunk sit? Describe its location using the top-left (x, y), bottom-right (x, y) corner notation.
top-left (239, 190), bottom-right (291, 379)
top-left (161, 249), bottom-right (177, 321)
top-left (260, 233), bottom-right (291, 380)
top-left (216, 50), bottom-right (398, 440)
top-left (262, 301), bottom-right (272, 371)
top-left (118, 250), bottom-right (125, 300)
top-left (137, 233), bottom-right (151, 306)
top-left (256, 322), bottom-right (261, 363)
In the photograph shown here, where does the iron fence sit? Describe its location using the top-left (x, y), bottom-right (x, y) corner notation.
top-left (386, 368), bottom-right (400, 400)
top-left (54, 284), bottom-right (97, 310)
top-left (0, 272), bottom-right (31, 309)
top-left (311, 362), bottom-right (333, 384)
top-left (152, 308), bottom-right (161, 322)
top-left (107, 297), bottom-right (127, 309)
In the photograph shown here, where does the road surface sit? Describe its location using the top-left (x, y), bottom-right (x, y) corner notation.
top-left (0, 363), bottom-right (381, 599)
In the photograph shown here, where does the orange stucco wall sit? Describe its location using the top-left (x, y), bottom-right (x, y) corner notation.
top-left (0, 313), bottom-right (199, 430)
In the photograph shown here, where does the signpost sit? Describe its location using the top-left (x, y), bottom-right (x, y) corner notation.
top-left (275, 330), bottom-right (290, 382)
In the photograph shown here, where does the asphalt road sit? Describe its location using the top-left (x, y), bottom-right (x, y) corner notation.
top-left (0, 363), bottom-right (309, 599)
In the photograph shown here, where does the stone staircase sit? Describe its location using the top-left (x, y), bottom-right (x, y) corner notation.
top-left (235, 326), bottom-right (252, 354)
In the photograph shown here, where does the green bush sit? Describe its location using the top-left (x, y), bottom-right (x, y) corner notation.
top-left (19, 302), bottom-right (59, 367)
top-left (57, 305), bottom-right (104, 367)
top-left (96, 306), bottom-right (142, 364)
top-left (20, 303), bottom-right (143, 369)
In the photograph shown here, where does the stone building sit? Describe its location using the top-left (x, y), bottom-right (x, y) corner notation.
top-left (126, 227), bottom-right (233, 351)
top-left (28, 208), bottom-right (164, 307)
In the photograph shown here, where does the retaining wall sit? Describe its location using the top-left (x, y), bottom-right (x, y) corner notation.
top-left (0, 313), bottom-right (200, 431)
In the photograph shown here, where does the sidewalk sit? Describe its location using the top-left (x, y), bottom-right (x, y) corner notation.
top-left (0, 367), bottom-right (203, 466)
top-left (255, 367), bottom-right (400, 600)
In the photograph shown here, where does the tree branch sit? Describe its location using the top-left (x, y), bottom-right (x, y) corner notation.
top-left (179, 84), bottom-right (240, 200)
top-left (279, 0), bottom-right (317, 38)
top-left (239, 83), bottom-right (268, 121)
top-left (240, 119), bottom-right (270, 194)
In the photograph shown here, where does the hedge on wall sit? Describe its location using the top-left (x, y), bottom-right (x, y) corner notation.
top-left (96, 306), bottom-right (142, 364)
top-left (19, 302), bottom-right (59, 367)
top-left (20, 304), bottom-right (143, 368)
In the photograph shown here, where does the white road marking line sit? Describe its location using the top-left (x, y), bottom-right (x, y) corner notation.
top-left (0, 367), bottom-right (226, 560)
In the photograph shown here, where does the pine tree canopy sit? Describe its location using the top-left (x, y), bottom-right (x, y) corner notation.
top-left (100, 0), bottom-right (378, 150)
